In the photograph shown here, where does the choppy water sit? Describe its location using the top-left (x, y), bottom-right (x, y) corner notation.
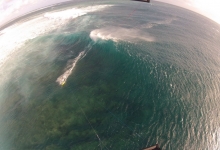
top-left (0, 1), bottom-right (220, 150)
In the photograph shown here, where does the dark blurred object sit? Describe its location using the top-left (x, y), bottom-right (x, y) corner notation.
top-left (141, 144), bottom-right (161, 150)
top-left (132, 0), bottom-right (150, 3)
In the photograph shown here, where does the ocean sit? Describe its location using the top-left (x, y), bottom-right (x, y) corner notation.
top-left (0, 1), bottom-right (220, 149)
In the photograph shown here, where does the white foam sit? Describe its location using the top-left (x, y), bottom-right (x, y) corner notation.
top-left (0, 5), bottom-right (112, 68)
top-left (44, 5), bottom-right (111, 20)
top-left (56, 51), bottom-right (85, 85)
top-left (90, 27), bottom-right (155, 42)
top-left (142, 17), bottom-right (176, 29)
top-left (90, 29), bottom-right (118, 42)
top-left (44, 9), bottom-right (87, 20)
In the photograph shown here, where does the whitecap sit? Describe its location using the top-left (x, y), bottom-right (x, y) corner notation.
top-left (141, 17), bottom-right (176, 29)
top-left (90, 27), bottom-right (155, 42)
top-left (44, 5), bottom-right (111, 20)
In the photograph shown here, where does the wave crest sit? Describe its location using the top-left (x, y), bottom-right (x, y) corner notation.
top-left (90, 27), bottom-right (155, 42)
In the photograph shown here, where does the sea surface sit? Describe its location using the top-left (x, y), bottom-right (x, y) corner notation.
top-left (0, 1), bottom-right (220, 150)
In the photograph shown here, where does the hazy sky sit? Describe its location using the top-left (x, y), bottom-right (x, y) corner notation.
top-left (156, 0), bottom-right (220, 24)
top-left (0, 0), bottom-right (220, 27)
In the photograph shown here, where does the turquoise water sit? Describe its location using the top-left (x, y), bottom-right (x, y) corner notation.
top-left (0, 1), bottom-right (220, 150)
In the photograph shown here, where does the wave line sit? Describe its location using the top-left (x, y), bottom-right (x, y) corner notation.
top-left (56, 51), bottom-right (85, 85)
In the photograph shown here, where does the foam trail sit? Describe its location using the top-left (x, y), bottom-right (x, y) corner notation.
top-left (56, 51), bottom-right (85, 85)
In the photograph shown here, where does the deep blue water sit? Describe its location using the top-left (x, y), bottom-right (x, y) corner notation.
top-left (0, 1), bottom-right (220, 150)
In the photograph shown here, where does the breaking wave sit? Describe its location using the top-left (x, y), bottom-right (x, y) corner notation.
top-left (0, 5), bottom-right (112, 68)
top-left (90, 27), bottom-right (155, 42)
top-left (44, 5), bottom-right (112, 20)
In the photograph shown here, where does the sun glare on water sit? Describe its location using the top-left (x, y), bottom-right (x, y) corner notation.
top-left (192, 0), bottom-right (220, 24)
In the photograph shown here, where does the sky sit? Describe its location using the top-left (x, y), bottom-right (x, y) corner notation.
top-left (156, 0), bottom-right (220, 24)
top-left (0, 0), bottom-right (220, 27)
